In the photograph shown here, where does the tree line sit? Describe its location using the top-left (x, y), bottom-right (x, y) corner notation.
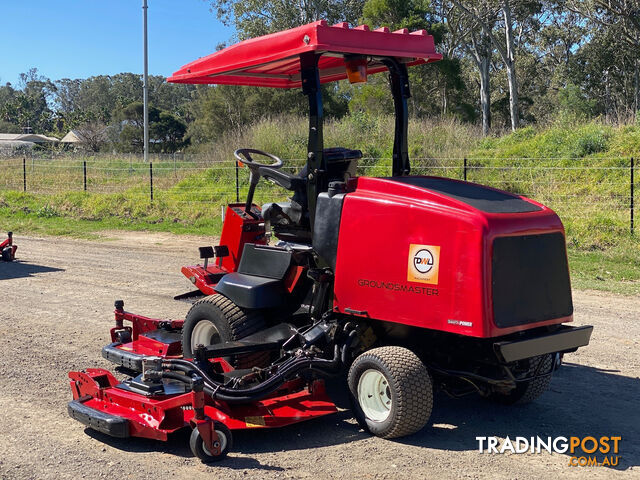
top-left (1, 0), bottom-right (638, 152)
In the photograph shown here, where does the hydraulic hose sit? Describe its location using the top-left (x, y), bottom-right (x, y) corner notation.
top-left (160, 345), bottom-right (341, 404)
top-left (341, 330), bottom-right (358, 365)
top-left (210, 345), bottom-right (341, 402)
top-left (161, 371), bottom-right (192, 383)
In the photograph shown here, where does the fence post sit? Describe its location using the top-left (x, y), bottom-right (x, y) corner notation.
top-left (23, 156), bottom-right (26, 192)
top-left (83, 160), bottom-right (87, 192)
top-left (463, 157), bottom-right (467, 182)
top-left (235, 161), bottom-right (240, 203)
top-left (631, 157), bottom-right (635, 236)
top-left (149, 161), bottom-right (154, 203)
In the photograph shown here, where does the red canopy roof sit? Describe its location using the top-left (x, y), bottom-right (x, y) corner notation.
top-left (167, 20), bottom-right (442, 88)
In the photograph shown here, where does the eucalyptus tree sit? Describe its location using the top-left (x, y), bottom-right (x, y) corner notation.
top-left (443, 1), bottom-right (497, 135)
top-left (208, 0), bottom-right (365, 38)
top-left (358, 0), bottom-right (466, 119)
top-left (451, 1), bottom-right (543, 131)
top-left (567, 0), bottom-right (640, 119)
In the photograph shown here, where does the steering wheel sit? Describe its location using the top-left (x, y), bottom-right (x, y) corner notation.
top-left (233, 149), bottom-right (284, 214)
top-left (234, 148), bottom-right (283, 170)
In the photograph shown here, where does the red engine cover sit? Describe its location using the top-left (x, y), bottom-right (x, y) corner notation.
top-left (333, 176), bottom-right (573, 338)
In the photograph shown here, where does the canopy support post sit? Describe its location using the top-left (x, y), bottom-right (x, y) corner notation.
top-left (382, 58), bottom-right (411, 176)
top-left (300, 52), bottom-right (325, 233)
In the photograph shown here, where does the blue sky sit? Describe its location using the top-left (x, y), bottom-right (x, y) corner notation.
top-left (0, 0), bottom-right (234, 86)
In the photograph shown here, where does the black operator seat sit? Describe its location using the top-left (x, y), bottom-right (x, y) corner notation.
top-left (214, 243), bottom-right (293, 309)
top-left (260, 147), bottom-right (362, 243)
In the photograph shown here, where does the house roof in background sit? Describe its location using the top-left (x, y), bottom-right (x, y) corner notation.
top-left (60, 130), bottom-right (81, 143)
top-left (0, 133), bottom-right (59, 143)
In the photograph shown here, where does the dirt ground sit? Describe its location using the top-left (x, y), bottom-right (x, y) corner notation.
top-left (0, 233), bottom-right (638, 480)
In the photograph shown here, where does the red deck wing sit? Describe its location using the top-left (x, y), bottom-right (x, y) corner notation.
top-left (168, 20), bottom-right (442, 87)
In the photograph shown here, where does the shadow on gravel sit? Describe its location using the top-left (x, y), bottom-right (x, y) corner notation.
top-left (0, 261), bottom-right (64, 280)
top-left (396, 363), bottom-right (639, 471)
top-left (86, 426), bottom-right (285, 472)
top-left (85, 428), bottom-right (193, 459)
top-left (84, 413), bottom-right (363, 471)
top-left (81, 363), bottom-right (639, 472)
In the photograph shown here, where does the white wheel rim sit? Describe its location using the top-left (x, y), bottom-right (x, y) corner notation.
top-left (191, 320), bottom-right (221, 350)
top-left (357, 369), bottom-right (392, 422)
top-left (202, 429), bottom-right (228, 455)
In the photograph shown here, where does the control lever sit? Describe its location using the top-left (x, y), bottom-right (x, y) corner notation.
top-left (213, 245), bottom-right (229, 268)
top-left (199, 246), bottom-right (214, 270)
top-left (198, 245), bottom-right (230, 270)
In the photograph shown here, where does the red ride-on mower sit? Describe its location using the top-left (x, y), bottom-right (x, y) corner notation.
top-left (69, 21), bottom-right (593, 462)
top-left (1, 232), bottom-right (17, 261)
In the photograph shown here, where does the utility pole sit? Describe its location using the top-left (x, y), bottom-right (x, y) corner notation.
top-left (142, 0), bottom-right (149, 163)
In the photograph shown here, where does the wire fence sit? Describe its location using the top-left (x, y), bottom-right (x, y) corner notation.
top-left (0, 154), bottom-right (636, 238)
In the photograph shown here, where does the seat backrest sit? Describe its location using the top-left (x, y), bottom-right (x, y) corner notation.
top-left (238, 243), bottom-right (293, 280)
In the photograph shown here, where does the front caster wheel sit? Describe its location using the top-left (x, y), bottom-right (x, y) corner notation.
top-left (348, 346), bottom-right (433, 439)
top-left (189, 421), bottom-right (232, 462)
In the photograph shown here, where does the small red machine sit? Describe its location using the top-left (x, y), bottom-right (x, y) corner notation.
top-left (1, 232), bottom-right (17, 261)
top-left (69, 21), bottom-right (593, 462)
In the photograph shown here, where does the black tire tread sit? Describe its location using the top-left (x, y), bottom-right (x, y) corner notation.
top-left (1, 247), bottom-right (13, 262)
top-left (349, 346), bottom-right (433, 439)
top-left (491, 354), bottom-right (554, 405)
top-left (514, 354), bottom-right (554, 404)
top-left (184, 294), bottom-right (270, 368)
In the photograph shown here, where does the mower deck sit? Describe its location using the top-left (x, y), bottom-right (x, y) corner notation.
top-left (72, 300), bottom-right (342, 460)
top-left (69, 368), bottom-right (337, 440)
top-left (102, 333), bottom-right (182, 371)
top-left (103, 303), bottom-right (184, 370)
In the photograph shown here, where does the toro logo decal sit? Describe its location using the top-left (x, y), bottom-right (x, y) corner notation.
top-left (408, 244), bottom-right (440, 285)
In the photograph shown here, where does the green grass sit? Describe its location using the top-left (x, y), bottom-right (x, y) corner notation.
top-left (1, 115), bottom-right (639, 295)
top-left (0, 205), bottom-right (222, 237)
top-left (568, 243), bottom-right (640, 296)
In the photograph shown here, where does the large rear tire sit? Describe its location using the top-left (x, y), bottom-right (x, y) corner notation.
top-left (348, 346), bottom-right (433, 439)
top-left (182, 294), bottom-right (270, 369)
top-left (490, 354), bottom-right (554, 405)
